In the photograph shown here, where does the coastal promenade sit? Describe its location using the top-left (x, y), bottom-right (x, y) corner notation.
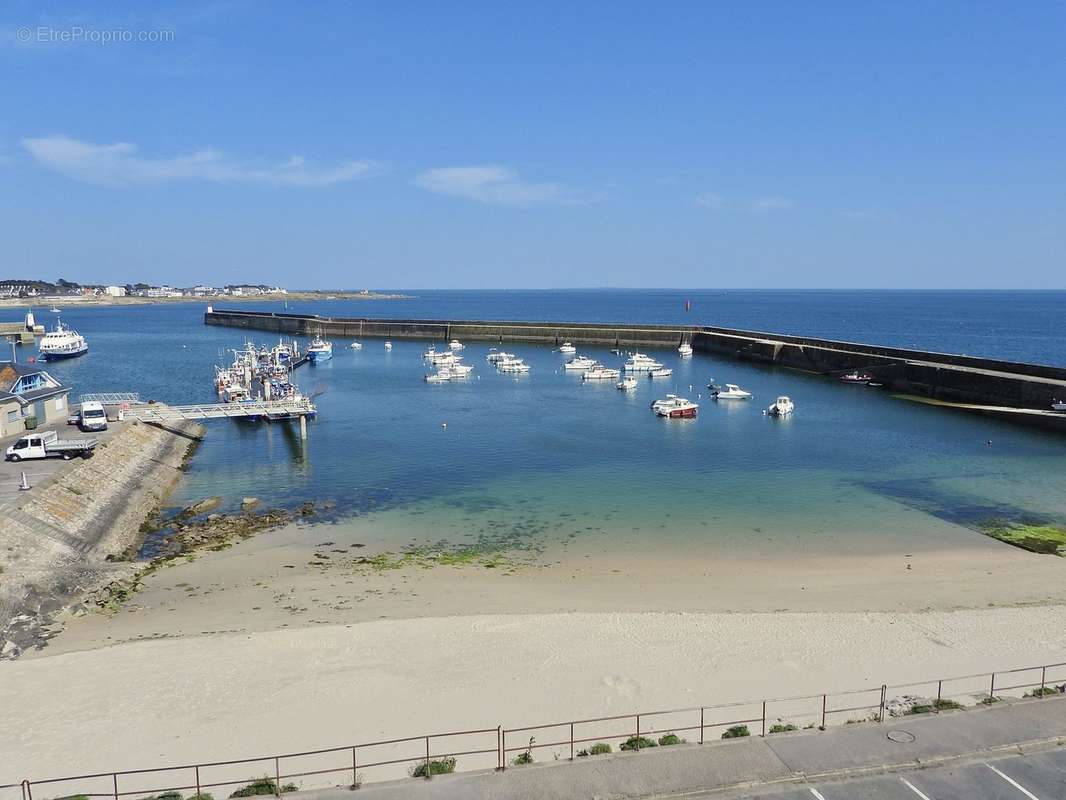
top-left (204, 309), bottom-right (1066, 428)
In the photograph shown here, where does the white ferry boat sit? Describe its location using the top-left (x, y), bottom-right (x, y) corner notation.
top-left (582, 366), bottom-right (621, 381)
top-left (306, 337), bottom-right (333, 363)
top-left (651, 395), bottom-right (698, 418)
top-left (623, 352), bottom-right (663, 372)
top-left (38, 320), bottom-right (88, 360)
top-left (767, 396), bottom-right (795, 417)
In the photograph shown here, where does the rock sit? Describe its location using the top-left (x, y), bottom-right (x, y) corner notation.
top-left (184, 497), bottom-right (222, 516)
top-left (1, 640), bottom-right (22, 660)
top-left (241, 497), bottom-right (260, 510)
top-left (207, 513), bottom-right (222, 522)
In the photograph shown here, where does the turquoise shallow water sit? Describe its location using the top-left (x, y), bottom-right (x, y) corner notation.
top-left (14, 291), bottom-right (1066, 558)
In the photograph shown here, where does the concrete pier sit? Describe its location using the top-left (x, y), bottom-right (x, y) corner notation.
top-left (204, 309), bottom-right (1066, 432)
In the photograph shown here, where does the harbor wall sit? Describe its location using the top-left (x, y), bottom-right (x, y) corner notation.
top-left (0, 420), bottom-right (204, 658)
top-left (204, 309), bottom-right (1066, 426)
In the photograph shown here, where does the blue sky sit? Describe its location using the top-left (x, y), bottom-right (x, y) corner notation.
top-left (2, 1), bottom-right (1064, 289)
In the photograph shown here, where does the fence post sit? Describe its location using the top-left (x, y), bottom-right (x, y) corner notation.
top-left (1041, 666), bottom-right (1047, 696)
top-left (21, 779), bottom-right (31, 800)
top-left (351, 746), bottom-right (358, 787)
top-left (274, 757), bottom-right (281, 797)
top-left (635, 714), bottom-right (641, 750)
top-left (699, 708), bottom-right (704, 745)
top-left (570, 722), bottom-right (575, 761)
top-left (496, 727), bottom-right (502, 770)
top-left (424, 736), bottom-right (431, 780)
top-left (195, 766), bottom-right (201, 798)
top-left (761, 701), bottom-right (766, 737)
top-left (990, 672), bottom-right (996, 701)
top-left (821, 694), bottom-right (827, 728)
top-left (936, 680), bottom-right (943, 709)
top-left (113, 772), bottom-right (119, 800)
top-left (880, 685), bottom-right (887, 723)
top-left (501, 729), bottom-right (507, 771)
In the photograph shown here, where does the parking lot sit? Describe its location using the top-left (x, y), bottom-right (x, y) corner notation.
top-left (0, 419), bottom-right (124, 508)
top-left (720, 747), bottom-right (1065, 800)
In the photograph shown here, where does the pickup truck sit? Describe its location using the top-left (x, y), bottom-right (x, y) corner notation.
top-left (5, 430), bottom-right (98, 462)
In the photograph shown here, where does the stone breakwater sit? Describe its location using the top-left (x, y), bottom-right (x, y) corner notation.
top-left (0, 420), bottom-right (205, 659)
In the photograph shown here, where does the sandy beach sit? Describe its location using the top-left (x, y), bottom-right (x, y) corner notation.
top-left (4, 513), bottom-right (1066, 787)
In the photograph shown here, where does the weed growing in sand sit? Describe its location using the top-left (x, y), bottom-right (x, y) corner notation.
top-left (721, 725), bottom-right (750, 739)
top-left (511, 737), bottom-right (535, 765)
top-left (1025, 686), bottom-right (1062, 697)
top-left (657, 733), bottom-right (686, 746)
top-left (410, 757), bottom-right (456, 778)
top-left (229, 778), bottom-right (297, 797)
top-left (576, 743), bottom-right (612, 756)
top-left (768, 723), bottom-right (798, 734)
top-left (620, 735), bottom-right (657, 751)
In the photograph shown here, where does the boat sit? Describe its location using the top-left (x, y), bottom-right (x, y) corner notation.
top-left (49, 305), bottom-right (61, 313)
top-left (840, 372), bottom-right (872, 384)
top-left (648, 367), bottom-right (673, 378)
top-left (767, 396), bottom-right (794, 416)
top-left (624, 352), bottom-right (663, 372)
top-left (582, 366), bottom-right (621, 381)
top-left (450, 362), bottom-right (474, 376)
top-left (651, 395), bottom-right (698, 418)
top-left (563, 356), bottom-right (598, 371)
top-left (306, 337), bottom-right (333, 363)
top-left (384, 340), bottom-right (392, 350)
top-left (678, 343), bottom-right (693, 357)
top-left (1053, 400), bottom-right (1066, 412)
top-left (617, 376), bottom-right (638, 391)
top-left (558, 342), bottom-right (576, 354)
top-left (425, 369), bottom-right (454, 383)
top-left (487, 350), bottom-right (515, 363)
top-left (498, 359), bottom-right (530, 373)
top-left (350, 342), bottom-right (363, 350)
top-left (38, 319), bottom-right (89, 360)
top-left (711, 383), bottom-right (752, 400)
top-left (449, 339), bottom-right (464, 350)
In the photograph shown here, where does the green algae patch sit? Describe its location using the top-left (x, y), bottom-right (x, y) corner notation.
top-left (978, 519), bottom-right (1066, 555)
top-left (350, 545), bottom-right (525, 573)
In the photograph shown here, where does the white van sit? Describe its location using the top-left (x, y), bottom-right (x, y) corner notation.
top-left (78, 401), bottom-right (109, 432)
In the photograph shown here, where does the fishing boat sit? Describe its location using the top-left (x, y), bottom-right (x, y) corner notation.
top-left (624, 352), bottom-right (663, 372)
top-left (648, 367), bottom-right (673, 378)
top-left (558, 342), bottom-right (576, 354)
top-left (350, 341), bottom-right (363, 350)
top-left (617, 376), bottom-right (638, 391)
top-left (487, 350), bottom-right (515, 363)
top-left (839, 372), bottom-right (872, 384)
top-left (38, 319), bottom-right (89, 360)
top-left (425, 368), bottom-right (454, 383)
top-left (582, 366), bottom-right (621, 381)
top-left (384, 340), bottom-right (393, 350)
top-left (651, 395), bottom-right (698, 418)
top-left (498, 359), bottom-right (530, 373)
top-left (306, 337), bottom-right (333, 363)
top-left (711, 383), bottom-right (752, 400)
top-left (450, 362), bottom-right (474, 376)
top-left (563, 356), bottom-right (598, 371)
top-left (767, 396), bottom-right (795, 416)
top-left (678, 343), bottom-right (693, 357)
top-left (449, 339), bottom-right (464, 350)
top-left (427, 351), bottom-right (459, 366)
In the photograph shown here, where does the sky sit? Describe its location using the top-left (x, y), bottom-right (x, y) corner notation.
top-left (1, 1), bottom-right (1064, 289)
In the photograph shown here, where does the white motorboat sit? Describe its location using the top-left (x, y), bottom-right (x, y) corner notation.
top-left (49, 305), bottom-right (61, 313)
top-left (558, 342), bottom-right (576, 354)
top-left (712, 383), bottom-right (752, 400)
top-left (384, 340), bottom-right (393, 350)
top-left (678, 343), bottom-right (693, 357)
top-left (498, 360), bottom-right (530, 373)
top-left (38, 319), bottom-right (89, 360)
top-left (563, 356), bottom-right (598, 371)
top-left (1053, 400), bottom-right (1066, 412)
top-left (449, 339), bottom-right (464, 350)
top-left (487, 350), bottom-right (515, 363)
top-left (651, 395), bottom-right (698, 418)
top-left (617, 376), bottom-right (638, 391)
top-left (767, 396), bottom-right (795, 416)
top-left (583, 366), bottom-right (621, 381)
top-left (450, 362), bottom-right (474, 376)
top-left (427, 351), bottom-right (459, 365)
top-left (425, 369), bottom-right (454, 383)
top-left (648, 367), bottom-right (673, 378)
top-left (350, 342), bottom-right (363, 350)
top-left (624, 352), bottom-right (663, 372)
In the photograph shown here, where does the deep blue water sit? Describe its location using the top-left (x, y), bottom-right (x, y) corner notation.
top-left (11, 290), bottom-right (1066, 557)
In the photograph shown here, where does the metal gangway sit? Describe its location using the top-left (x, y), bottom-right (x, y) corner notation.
top-left (124, 398), bottom-right (316, 437)
top-left (79, 392), bottom-right (141, 405)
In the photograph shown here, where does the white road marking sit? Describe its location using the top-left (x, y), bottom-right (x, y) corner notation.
top-left (900, 777), bottom-right (933, 800)
top-left (809, 790), bottom-right (828, 800)
top-left (987, 763), bottom-right (1041, 800)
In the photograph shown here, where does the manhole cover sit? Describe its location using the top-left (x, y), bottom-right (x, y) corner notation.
top-left (887, 729), bottom-right (916, 743)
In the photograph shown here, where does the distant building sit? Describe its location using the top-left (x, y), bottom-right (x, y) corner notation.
top-left (104, 285), bottom-right (126, 297)
top-left (0, 361), bottom-right (70, 437)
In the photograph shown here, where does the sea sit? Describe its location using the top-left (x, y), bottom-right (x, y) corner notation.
top-left (14, 289), bottom-right (1066, 561)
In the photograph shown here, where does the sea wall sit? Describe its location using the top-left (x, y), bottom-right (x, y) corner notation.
top-left (0, 420), bottom-right (205, 658)
top-left (204, 309), bottom-right (1066, 429)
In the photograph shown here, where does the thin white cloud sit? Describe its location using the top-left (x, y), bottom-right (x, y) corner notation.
top-left (413, 165), bottom-right (592, 207)
top-left (21, 135), bottom-right (381, 187)
top-left (695, 192), bottom-right (725, 210)
top-left (750, 196), bottom-right (795, 212)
